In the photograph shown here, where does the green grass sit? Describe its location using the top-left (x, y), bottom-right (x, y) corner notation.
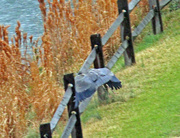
top-left (81, 9), bottom-right (180, 138)
top-left (111, 7), bottom-right (180, 73)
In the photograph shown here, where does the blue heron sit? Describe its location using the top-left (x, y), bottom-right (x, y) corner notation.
top-left (74, 68), bottom-right (122, 108)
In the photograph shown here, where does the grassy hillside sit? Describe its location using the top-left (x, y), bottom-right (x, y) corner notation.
top-left (81, 9), bottom-right (180, 138)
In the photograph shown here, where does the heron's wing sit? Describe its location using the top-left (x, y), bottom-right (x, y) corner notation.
top-left (75, 85), bottom-right (96, 108)
top-left (89, 68), bottom-right (113, 86)
top-left (90, 68), bottom-right (110, 76)
top-left (75, 74), bottom-right (92, 92)
top-left (74, 74), bottom-right (97, 108)
top-left (106, 75), bottom-right (122, 90)
top-left (91, 68), bottom-right (122, 90)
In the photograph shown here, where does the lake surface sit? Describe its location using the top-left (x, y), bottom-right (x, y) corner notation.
top-left (0, 0), bottom-right (44, 40)
top-left (0, 0), bottom-right (45, 56)
top-left (0, 0), bottom-right (72, 56)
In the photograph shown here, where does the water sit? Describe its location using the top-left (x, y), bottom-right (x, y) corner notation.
top-left (0, 0), bottom-right (44, 40)
top-left (0, 0), bottom-right (45, 56)
top-left (0, 0), bottom-right (74, 55)
top-left (0, 0), bottom-right (77, 56)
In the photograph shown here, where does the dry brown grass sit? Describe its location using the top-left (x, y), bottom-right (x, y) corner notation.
top-left (130, 0), bottom-right (149, 27)
top-left (0, 0), bottom-right (150, 137)
top-left (0, 23), bottom-right (63, 137)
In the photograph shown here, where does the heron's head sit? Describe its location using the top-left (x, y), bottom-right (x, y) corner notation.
top-left (76, 70), bottom-right (88, 76)
top-left (75, 72), bottom-right (85, 78)
top-left (77, 72), bottom-right (83, 75)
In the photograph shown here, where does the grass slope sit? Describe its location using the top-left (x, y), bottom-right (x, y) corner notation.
top-left (81, 9), bottom-right (180, 138)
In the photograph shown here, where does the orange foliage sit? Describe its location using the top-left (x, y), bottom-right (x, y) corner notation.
top-left (0, 23), bottom-right (63, 137)
top-left (130, 0), bottom-right (149, 27)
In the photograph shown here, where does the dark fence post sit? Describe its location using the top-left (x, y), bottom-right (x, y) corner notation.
top-left (148, 0), bottom-right (163, 34)
top-left (90, 34), bottom-right (108, 102)
top-left (63, 73), bottom-right (83, 138)
top-left (90, 34), bottom-right (105, 69)
top-left (39, 123), bottom-right (52, 138)
top-left (117, 0), bottom-right (135, 66)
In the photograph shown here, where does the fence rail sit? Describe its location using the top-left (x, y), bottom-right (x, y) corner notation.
top-left (106, 40), bottom-right (128, 69)
top-left (50, 85), bottom-right (73, 132)
top-left (132, 9), bottom-right (155, 39)
top-left (39, 0), bottom-right (172, 137)
top-left (61, 114), bottom-right (77, 138)
top-left (102, 13), bottom-right (124, 46)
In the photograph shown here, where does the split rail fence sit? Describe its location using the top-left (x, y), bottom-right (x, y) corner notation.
top-left (39, 0), bottom-right (172, 137)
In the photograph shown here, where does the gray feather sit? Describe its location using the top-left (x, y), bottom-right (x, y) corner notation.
top-left (74, 68), bottom-right (122, 108)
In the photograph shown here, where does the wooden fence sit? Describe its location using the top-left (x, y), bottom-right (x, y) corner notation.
top-left (39, 0), bottom-right (172, 137)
